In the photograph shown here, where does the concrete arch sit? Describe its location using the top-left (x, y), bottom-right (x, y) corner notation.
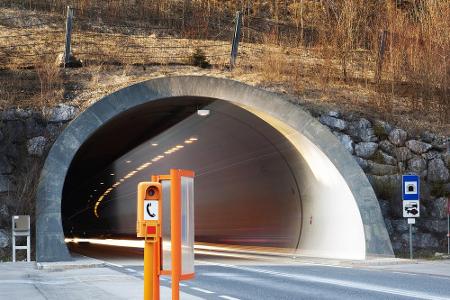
top-left (36, 76), bottom-right (393, 262)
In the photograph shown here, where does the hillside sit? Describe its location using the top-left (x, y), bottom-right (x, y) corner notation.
top-left (0, 1), bottom-right (448, 135)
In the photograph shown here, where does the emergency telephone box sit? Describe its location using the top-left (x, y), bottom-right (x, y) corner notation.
top-left (137, 182), bottom-right (162, 240)
top-left (137, 170), bottom-right (194, 300)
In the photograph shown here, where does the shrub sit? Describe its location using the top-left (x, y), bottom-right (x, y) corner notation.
top-left (190, 48), bottom-right (211, 68)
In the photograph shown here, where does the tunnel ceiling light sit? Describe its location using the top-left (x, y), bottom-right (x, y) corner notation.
top-left (197, 109), bottom-right (210, 117)
top-left (94, 137), bottom-right (196, 219)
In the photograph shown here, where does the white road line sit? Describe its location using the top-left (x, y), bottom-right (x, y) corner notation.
top-left (125, 268), bottom-right (136, 273)
top-left (392, 271), bottom-right (418, 276)
top-left (190, 287), bottom-right (215, 294)
top-left (179, 283), bottom-right (189, 287)
top-left (219, 295), bottom-right (241, 300)
top-left (139, 272), bottom-right (144, 276)
top-left (198, 260), bottom-right (449, 300)
top-left (302, 263), bottom-right (352, 269)
top-left (105, 262), bottom-right (123, 268)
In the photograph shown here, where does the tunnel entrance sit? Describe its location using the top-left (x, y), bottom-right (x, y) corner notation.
top-left (62, 100), bottom-right (303, 249)
top-left (36, 76), bottom-right (393, 262)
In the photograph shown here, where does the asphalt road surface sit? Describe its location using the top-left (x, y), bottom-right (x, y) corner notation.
top-left (70, 243), bottom-right (450, 300)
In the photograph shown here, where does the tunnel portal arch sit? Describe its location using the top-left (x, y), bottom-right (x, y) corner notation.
top-left (36, 76), bottom-right (393, 262)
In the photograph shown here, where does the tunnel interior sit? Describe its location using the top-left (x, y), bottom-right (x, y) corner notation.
top-left (62, 99), bottom-right (305, 250)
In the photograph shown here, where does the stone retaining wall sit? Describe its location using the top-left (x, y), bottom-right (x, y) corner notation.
top-left (0, 102), bottom-right (448, 259)
top-left (316, 110), bottom-right (449, 255)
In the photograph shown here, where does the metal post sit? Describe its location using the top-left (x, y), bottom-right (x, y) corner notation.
top-left (409, 223), bottom-right (413, 259)
top-left (448, 197), bottom-right (449, 255)
top-left (12, 233), bottom-right (15, 262)
top-left (64, 6), bottom-right (74, 67)
top-left (230, 11), bottom-right (242, 69)
top-left (27, 235), bottom-right (30, 262)
top-left (144, 240), bottom-right (155, 300)
top-left (170, 169), bottom-right (181, 300)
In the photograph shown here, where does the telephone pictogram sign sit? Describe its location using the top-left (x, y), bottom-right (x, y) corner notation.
top-left (144, 200), bottom-right (158, 220)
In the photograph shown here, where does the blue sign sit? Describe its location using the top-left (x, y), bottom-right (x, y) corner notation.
top-left (402, 175), bottom-right (420, 201)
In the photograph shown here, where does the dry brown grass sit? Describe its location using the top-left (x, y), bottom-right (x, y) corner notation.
top-left (35, 57), bottom-right (64, 107)
top-left (0, 1), bottom-right (448, 132)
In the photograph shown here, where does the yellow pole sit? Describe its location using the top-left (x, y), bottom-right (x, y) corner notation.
top-left (144, 240), bottom-right (154, 300)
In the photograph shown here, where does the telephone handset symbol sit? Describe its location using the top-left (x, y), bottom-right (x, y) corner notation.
top-left (146, 202), bottom-right (156, 218)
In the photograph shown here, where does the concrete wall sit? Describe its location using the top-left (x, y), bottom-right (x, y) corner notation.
top-left (248, 109), bottom-right (367, 259)
top-left (34, 76), bottom-right (393, 262)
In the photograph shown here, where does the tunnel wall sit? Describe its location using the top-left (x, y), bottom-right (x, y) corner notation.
top-left (246, 110), bottom-right (366, 259)
top-left (36, 76), bottom-right (393, 262)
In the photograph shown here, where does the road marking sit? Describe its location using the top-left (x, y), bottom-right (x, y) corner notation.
top-left (219, 295), bottom-right (241, 300)
top-left (198, 260), bottom-right (450, 300)
top-left (301, 262), bottom-right (352, 269)
top-left (179, 283), bottom-right (189, 287)
top-left (190, 287), bottom-right (215, 294)
top-left (125, 268), bottom-right (136, 273)
top-left (105, 262), bottom-right (123, 268)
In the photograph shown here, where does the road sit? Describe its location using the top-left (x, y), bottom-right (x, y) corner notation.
top-left (70, 243), bottom-right (450, 300)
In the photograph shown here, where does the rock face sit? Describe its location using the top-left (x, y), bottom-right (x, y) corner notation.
top-left (367, 161), bottom-right (398, 176)
top-left (27, 136), bottom-right (47, 157)
top-left (379, 140), bottom-right (396, 155)
top-left (355, 142), bottom-right (378, 158)
top-left (317, 110), bottom-right (449, 255)
top-left (0, 203), bottom-right (8, 225)
top-left (46, 104), bottom-right (79, 123)
top-left (394, 147), bottom-right (412, 162)
top-left (0, 229), bottom-right (9, 248)
top-left (0, 156), bottom-right (12, 175)
top-left (428, 158), bottom-right (450, 183)
top-left (428, 197), bottom-right (448, 219)
top-left (415, 233), bottom-right (439, 249)
top-left (407, 157), bottom-right (427, 174)
top-left (375, 150), bottom-right (397, 165)
top-left (347, 118), bottom-right (377, 142)
top-left (0, 175), bottom-right (15, 193)
top-left (406, 140), bottom-right (432, 154)
top-left (320, 115), bottom-right (347, 131)
top-left (0, 106), bottom-right (76, 260)
top-left (389, 128), bottom-right (408, 146)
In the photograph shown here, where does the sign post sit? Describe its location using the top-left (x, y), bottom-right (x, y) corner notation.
top-left (402, 175), bottom-right (420, 260)
top-left (447, 197), bottom-right (449, 255)
top-left (138, 169), bottom-right (195, 300)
